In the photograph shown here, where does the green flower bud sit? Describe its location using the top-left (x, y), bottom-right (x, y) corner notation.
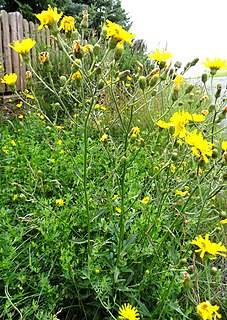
top-left (215, 84), bottom-right (222, 99)
top-left (212, 148), bottom-right (219, 159)
top-left (220, 211), bottom-right (227, 218)
top-left (98, 80), bottom-right (104, 89)
top-left (210, 267), bottom-right (218, 276)
top-left (171, 152), bottom-right (178, 161)
top-left (108, 37), bottom-right (118, 50)
top-left (138, 76), bottom-right (146, 91)
top-left (185, 84), bottom-right (194, 94)
top-left (171, 90), bottom-right (179, 102)
top-left (72, 59), bottom-right (82, 72)
top-left (208, 104), bottom-right (215, 112)
top-left (60, 75), bottom-right (67, 83)
top-left (159, 61), bottom-right (166, 70)
top-left (190, 58), bottom-right (199, 66)
top-left (149, 75), bottom-right (159, 87)
top-left (119, 70), bottom-right (130, 81)
top-left (202, 73), bottom-right (208, 84)
top-left (223, 170), bottom-right (227, 180)
top-left (179, 258), bottom-right (187, 265)
top-left (169, 124), bottom-right (175, 135)
top-left (93, 43), bottom-right (100, 56)
top-left (174, 61), bottom-right (182, 69)
top-left (130, 133), bottom-right (137, 143)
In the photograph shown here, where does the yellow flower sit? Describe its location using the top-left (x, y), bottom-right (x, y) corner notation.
top-left (12, 194), bottom-right (18, 201)
top-left (1, 73), bottom-right (17, 86)
top-left (148, 48), bottom-right (173, 63)
top-left (220, 219), bottom-right (227, 224)
top-left (104, 19), bottom-right (135, 45)
top-left (57, 140), bottom-right (63, 145)
top-left (175, 190), bottom-right (189, 197)
top-left (59, 16), bottom-right (75, 33)
top-left (118, 303), bottom-right (140, 320)
top-left (191, 234), bottom-right (227, 259)
top-left (196, 301), bottom-right (222, 320)
top-left (35, 5), bottom-right (63, 30)
top-left (156, 119), bottom-right (171, 129)
top-left (169, 111), bottom-right (190, 138)
top-left (140, 196), bottom-right (151, 204)
top-left (2, 146), bottom-right (9, 153)
top-left (59, 150), bottom-right (65, 154)
top-left (100, 134), bottom-right (108, 142)
top-left (11, 140), bottom-right (16, 146)
top-left (71, 71), bottom-right (82, 81)
top-left (18, 115), bottom-right (24, 119)
top-left (115, 207), bottom-right (122, 213)
top-left (9, 38), bottom-right (36, 60)
top-left (56, 198), bottom-right (65, 206)
top-left (202, 57), bottom-right (227, 71)
top-left (130, 127), bottom-right (140, 135)
top-left (185, 130), bottom-right (213, 163)
top-left (72, 40), bottom-right (81, 52)
top-left (39, 51), bottom-right (49, 64)
top-left (173, 75), bottom-right (184, 90)
top-left (188, 113), bottom-right (205, 122)
top-left (222, 141), bottom-right (227, 151)
top-left (83, 44), bottom-right (93, 53)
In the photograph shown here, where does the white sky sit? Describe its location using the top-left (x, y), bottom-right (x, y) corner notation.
top-left (121, 0), bottom-right (227, 76)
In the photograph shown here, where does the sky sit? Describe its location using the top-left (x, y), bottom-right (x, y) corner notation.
top-left (121, 0), bottom-right (227, 76)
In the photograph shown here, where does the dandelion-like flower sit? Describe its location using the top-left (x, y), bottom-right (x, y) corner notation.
top-left (100, 134), bottom-right (108, 142)
top-left (202, 57), bottom-right (227, 73)
top-left (173, 75), bottom-right (184, 90)
top-left (185, 130), bottom-right (213, 163)
top-left (35, 5), bottom-right (63, 30)
top-left (140, 196), bottom-right (151, 204)
top-left (196, 301), bottom-right (222, 320)
top-left (118, 303), bottom-right (140, 320)
top-left (1, 73), bottom-right (17, 86)
top-left (9, 38), bottom-right (36, 60)
top-left (56, 198), bottom-right (65, 206)
top-left (71, 71), bottom-right (82, 81)
top-left (104, 20), bottom-right (135, 45)
top-left (191, 234), bottom-right (227, 259)
top-left (148, 48), bottom-right (173, 63)
top-left (222, 141), bottom-right (227, 151)
top-left (59, 16), bottom-right (75, 33)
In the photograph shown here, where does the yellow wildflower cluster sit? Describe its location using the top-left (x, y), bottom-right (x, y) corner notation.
top-left (148, 48), bottom-right (173, 63)
top-left (191, 233), bottom-right (227, 259)
top-left (104, 19), bottom-right (135, 45)
top-left (196, 301), bottom-right (222, 320)
top-left (118, 303), bottom-right (140, 320)
top-left (35, 5), bottom-right (63, 30)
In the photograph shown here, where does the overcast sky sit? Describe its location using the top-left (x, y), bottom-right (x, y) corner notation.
top-left (121, 0), bottom-right (227, 76)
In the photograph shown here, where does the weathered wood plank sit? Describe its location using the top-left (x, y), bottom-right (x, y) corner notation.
top-left (8, 12), bottom-right (21, 90)
top-left (1, 10), bottom-right (12, 92)
top-left (0, 11), bottom-right (5, 92)
top-left (16, 12), bottom-right (26, 91)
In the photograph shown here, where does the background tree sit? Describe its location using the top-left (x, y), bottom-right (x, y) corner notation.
top-left (0, 0), bottom-right (131, 31)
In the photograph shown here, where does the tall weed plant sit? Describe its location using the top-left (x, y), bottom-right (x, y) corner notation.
top-left (0, 6), bottom-right (227, 320)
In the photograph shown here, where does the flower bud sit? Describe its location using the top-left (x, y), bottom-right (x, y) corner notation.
top-left (171, 90), bottom-right (179, 102)
top-left (130, 133), bottom-right (137, 143)
top-left (159, 61), bottom-right (167, 70)
top-left (174, 61), bottom-right (182, 69)
top-left (169, 124), bottom-right (175, 135)
top-left (25, 71), bottom-right (32, 80)
top-left (114, 42), bottom-right (124, 60)
top-left (119, 70), bottom-right (130, 81)
top-left (60, 75), bottom-right (67, 83)
top-left (149, 75), bottom-right (159, 87)
top-left (210, 267), bottom-right (218, 276)
top-left (93, 43), bottom-right (100, 56)
top-left (171, 152), bottom-right (178, 161)
top-left (138, 76), bottom-right (146, 91)
top-left (185, 84), bottom-right (194, 94)
top-left (212, 148), bottom-right (218, 159)
top-left (190, 58), bottom-right (199, 66)
top-left (72, 59), bottom-right (82, 72)
top-left (108, 37), bottom-right (118, 50)
top-left (215, 84), bottom-right (222, 99)
top-left (208, 104), bottom-right (215, 112)
top-left (98, 80), bottom-right (104, 89)
top-left (202, 73), bottom-right (208, 84)
top-left (80, 10), bottom-right (88, 29)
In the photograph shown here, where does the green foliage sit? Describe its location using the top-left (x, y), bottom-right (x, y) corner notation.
top-left (0, 6), bottom-right (227, 320)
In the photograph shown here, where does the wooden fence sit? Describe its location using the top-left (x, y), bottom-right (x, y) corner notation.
top-left (0, 10), bottom-right (55, 94)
